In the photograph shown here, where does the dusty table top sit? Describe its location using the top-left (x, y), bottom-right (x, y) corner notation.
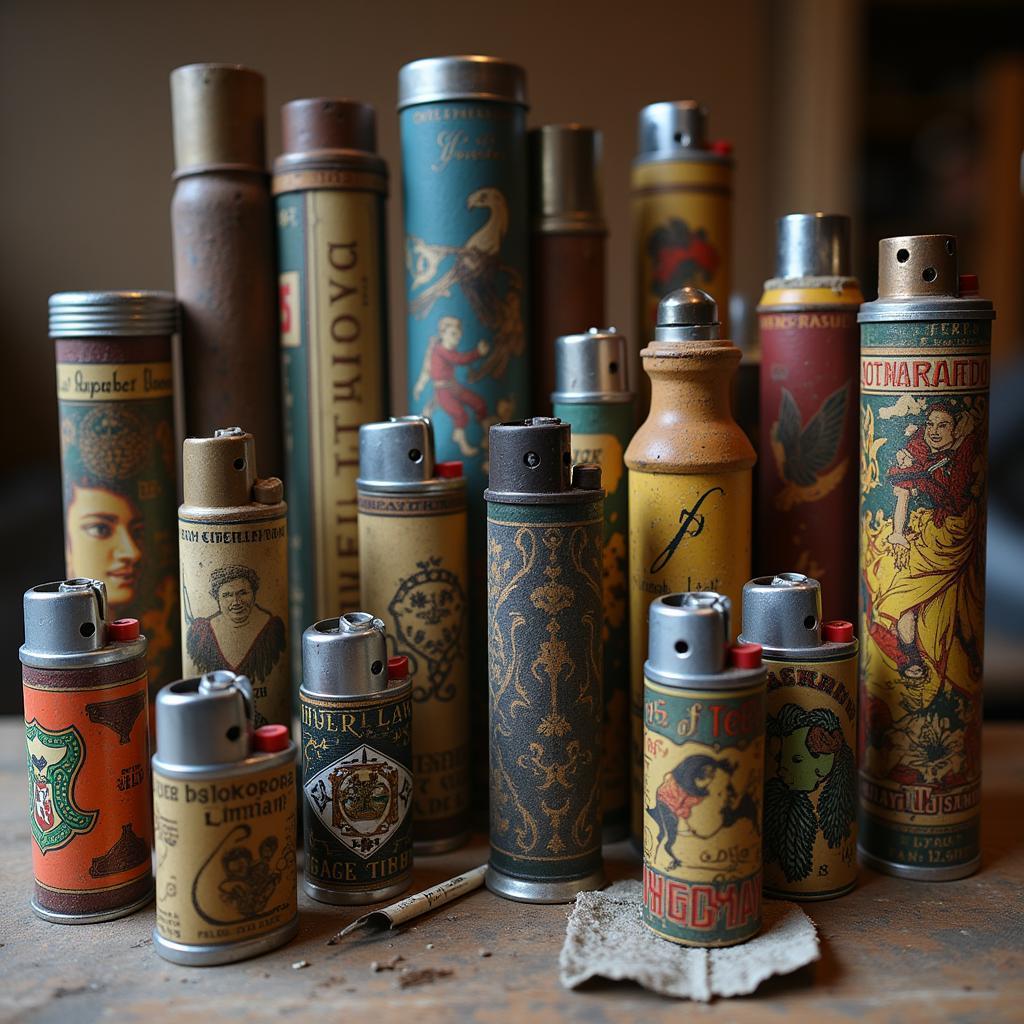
top-left (0, 718), bottom-right (1021, 1023)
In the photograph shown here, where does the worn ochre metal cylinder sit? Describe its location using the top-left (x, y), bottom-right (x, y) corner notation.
top-left (529, 125), bottom-right (606, 416)
top-left (552, 330), bottom-right (633, 841)
top-left (21, 579), bottom-right (153, 923)
top-left (170, 63), bottom-right (282, 476)
top-left (485, 418), bottom-right (604, 902)
top-left (357, 417), bottom-right (469, 853)
top-left (642, 592), bottom-right (765, 946)
top-left (625, 287), bottom-right (755, 843)
top-left (632, 101), bottom-right (732, 416)
top-left (858, 236), bottom-right (993, 881)
top-left (179, 428), bottom-right (290, 728)
top-left (152, 671), bottom-right (298, 965)
top-left (50, 291), bottom-right (181, 702)
top-left (274, 98), bottom-right (389, 676)
top-left (739, 573), bottom-right (858, 900)
top-left (300, 615), bottom-right (413, 904)
top-left (757, 214), bottom-right (862, 621)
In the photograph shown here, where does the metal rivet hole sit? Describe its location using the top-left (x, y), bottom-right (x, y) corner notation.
top-left (524, 452), bottom-right (540, 468)
top-left (609, 361), bottom-right (619, 374)
top-left (80, 622), bottom-right (95, 638)
top-left (408, 448), bottom-right (423, 463)
top-left (923, 267), bottom-right (937, 283)
top-left (804, 615), bottom-right (817, 630)
top-left (226, 726), bottom-right (241, 742)
top-left (371, 660), bottom-right (384, 675)
top-left (896, 248), bottom-right (910, 263)
top-left (675, 640), bottom-right (689, 655)
top-left (945, 239), bottom-right (956, 255)
top-left (233, 458), bottom-right (245, 471)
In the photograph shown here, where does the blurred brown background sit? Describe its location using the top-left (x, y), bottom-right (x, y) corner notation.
top-left (1, 0), bottom-right (1021, 713)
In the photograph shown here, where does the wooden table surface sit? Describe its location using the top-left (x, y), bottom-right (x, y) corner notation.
top-left (1, 718), bottom-right (1022, 1023)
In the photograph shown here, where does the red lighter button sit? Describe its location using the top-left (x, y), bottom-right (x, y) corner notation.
top-left (710, 139), bottom-right (733, 156)
top-left (253, 724), bottom-right (290, 753)
top-left (436, 461), bottom-right (463, 479)
top-left (388, 655), bottom-right (410, 680)
top-left (108, 618), bottom-right (140, 642)
top-left (729, 643), bottom-right (762, 669)
top-left (823, 620), bottom-right (854, 643)
top-left (959, 273), bottom-right (979, 296)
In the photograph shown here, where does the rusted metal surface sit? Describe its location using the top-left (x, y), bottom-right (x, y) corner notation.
top-left (0, 718), bottom-right (1021, 1022)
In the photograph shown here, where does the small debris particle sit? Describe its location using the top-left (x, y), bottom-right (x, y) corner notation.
top-left (371, 954), bottom-right (405, 972)
top-left (398, 967), bottom-right (454, 989)
top-left (445, 914), bottom-right (458, 922)
top-left (292, 960), bottom-right (309, 970)
top-left (53, 983), bottom-right (102, 998)
top-left (425, 943), bottom-right (434, 950)
top-left (129, 937), bottom-right (152, 948)
top-left (478, 948), bottom-right (492, 958)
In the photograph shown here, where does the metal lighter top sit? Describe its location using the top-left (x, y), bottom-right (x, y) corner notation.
top-left (739, 574), bottom-right (857, 660)
top-left (775, 214), bottom-right (851, 279)
top-left (646, 592), bottom-right (763, 689)
top-left (636, 101), bottom-right (730, 163)
top-left (653, 286), bottom-right (723, 342)
top-left (485, 418), bottom-right (604, 504)
top-left (301, 613), bottom-right (390, 698)
top-left (357, 416), bottom-right (463, 492)
top-left (182, 427), bottom-right (283, 509)
top-left (48, 291), bottom-right (179, 338)
top-left (397, 55), bottom-right (527, 109)
top-left (528, 125), bottom-right (604, 234)
top-left (552, 328), bottom-right (631, 404)
top-left (859, 235), bottom-right (995, 322)
top-left (170, 63), bottom-right (265, 175)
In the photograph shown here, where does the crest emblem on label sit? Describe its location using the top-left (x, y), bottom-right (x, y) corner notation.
top-left (25, 721), bottom-right (98, 853)
top-left (303, 744), bottom-right (411, 859)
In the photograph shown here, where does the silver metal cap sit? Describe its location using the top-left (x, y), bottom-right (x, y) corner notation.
top-left (637, 101), bottom-right (722, 160)
top-left (397, 55), bottom-right (527, 109)
top-left (552, 328), bottom-right (631, 403)
top-left (358, 416), bottom-right (436, 488)
top-left (49, 291), bottom-right (180, 338)
top-left (654, 287), bottom-right (720, 341)
top-left (775, 213), bottom-right (851, 278)
top-left (739, 573), bottom-right (822, 656)
top-left (301, 613), bottom-right (389, 698)
top-left (21, 579), bottom-right (108, 660)
top-left (155, 671), bottom-right (254, 769)
top-left (528, 125), bottom-right (604, 233)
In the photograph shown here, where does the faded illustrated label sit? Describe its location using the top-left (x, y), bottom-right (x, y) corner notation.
top-left (764, 656), bottom-right (858, 898)
top-left (153, 758), bottom-right (296, 948)
top-left (179, 513), bottom-right (290, 728)
top-left (300, 689), bottom-right (413, 894)
top-left (642, 678), bottom-right (763, 946)
top-left (859, 320), bottom-right (989, 872)
top-left (56, 362), bottom-right (174, 401)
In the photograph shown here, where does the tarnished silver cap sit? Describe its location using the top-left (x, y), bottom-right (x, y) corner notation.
top-left (356, 415), bottom-right (465, 494)
top-left (637, 101), bottom-right (728, 162)
top-left (552, 328), bottom-right (631, 403)
top-left (155, 671), bottom-right (254, 769)
top-left (775, 213), bottom-right (851, 279)
top-left (49, 291), bottom-right (180, 338)
top-left (398, 55), bottom-right (527, 109)
top-left (528, 125), bottom-right (604, 233)
top-left (301, 613), bottom-right (389, 698)
top-left (654, 287), bottom-right (720, 342)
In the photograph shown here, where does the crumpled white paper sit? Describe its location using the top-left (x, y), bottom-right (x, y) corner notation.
top-left (559, 880), bottom-right (819, 1001)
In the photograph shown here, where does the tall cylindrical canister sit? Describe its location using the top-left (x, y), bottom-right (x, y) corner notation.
top-left (20, 579), bottom-right (153, 923)
top-left (357, 417), bottom-right (469, 853)
top-left (757, 214), bottom-right (862, 621)
top-left (170, 63), bottom-right (282, 476)
top-left (632, 101), bottom-right (732, 416)
top-left (485, 418), bottom-right (604, 902)
top-left (739, 574), bottom-right (858, 900)
top-left (178, 428), bottom-right (290, 728)
top-left (625, 288), bottom-right (755, 843)
top-left (274, 98), bottom-right (389, 679)
top-left (50, 291), bottom-right (181, 699)
top-left (152, 670), bottom-right (298, 965)
top-left (300, 615), bottom-right (413, 903)
top-left (858, 236), bottom-right (994, 880)
top-left (529, 125), bottom-right (606, 415)
top-left (642, 593), bottom-right (764, 946)
top-left (552, 330), bottom-right (633, 841)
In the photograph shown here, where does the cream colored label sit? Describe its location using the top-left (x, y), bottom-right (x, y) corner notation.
top-left (153, 761), bottom-right (296, 948)
top-left (179, 513), bottom-right (291, 728)
top-left (56, 362), bottom-right (174, 401)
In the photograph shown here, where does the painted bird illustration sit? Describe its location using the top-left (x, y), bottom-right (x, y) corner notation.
top-left (406, 186), bottom-right (524, 381)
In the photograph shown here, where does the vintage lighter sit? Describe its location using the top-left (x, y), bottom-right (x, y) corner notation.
top-left (757, 214), bottom-right (862, 621)
top-left (625, 287), bottom-right (755, 843)
top-left (642, 592), bottom-right (764, 947)
top-left (300, 615), bottom-right (413, 904)
top-left (530, 125), bottom-right (606, 415)
top-left (50, 290), bottom-right (180, 701)
top-left (552, 329), bottom-right (633, 841)
top-left (152, 670), bottom-right (297, 965)
top-left (739, 573), bottom-right (858, 899)
top-left (179, 428), bottom-right (290, 728)
top-left (357, 416), bottom-right (469, 853)
top-left (275, 97), bottom-right (389, 677)
top-left (485, 418), bottom-right (604, 902)
top-left (170, 63), bottom-right (282, 476)
top-left (632, 101), bottom-right (732, 415)
top-left (21, 579), bottom-right (153, 923)
top-left (858, 236), bottom-right (993, 880)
